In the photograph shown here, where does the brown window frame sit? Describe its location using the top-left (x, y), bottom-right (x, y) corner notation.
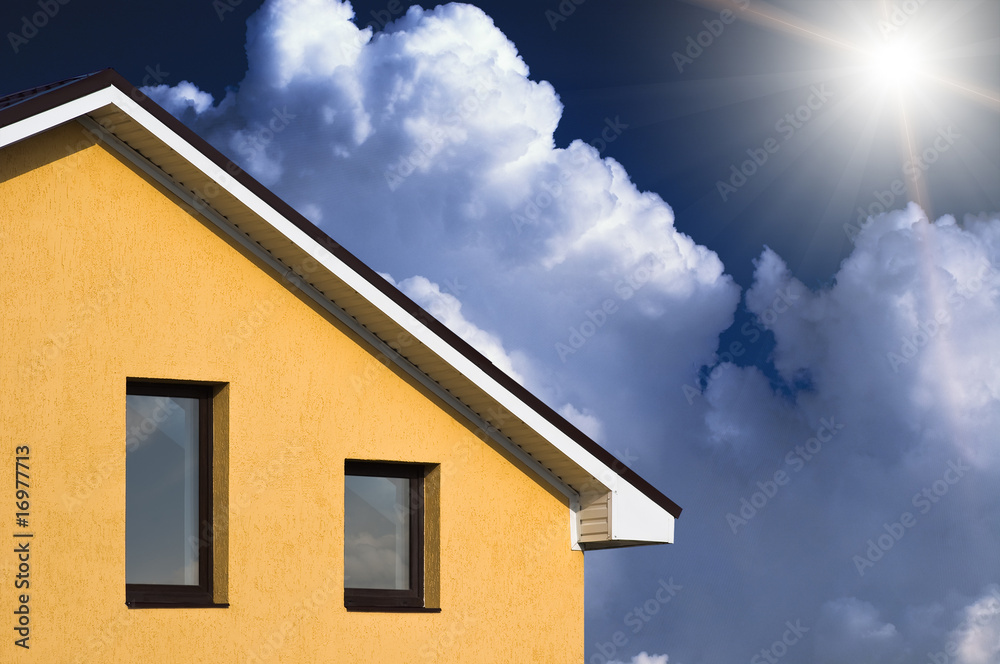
top-left (125, 381), bottom-right (223, 609)
top-left (344, 461), bottom-right (436, 612)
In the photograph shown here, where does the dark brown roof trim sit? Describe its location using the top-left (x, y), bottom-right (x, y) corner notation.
top-left (0, 72), bottom-right (98, 111)
top-left (0, 69), bottom-right (681, 519)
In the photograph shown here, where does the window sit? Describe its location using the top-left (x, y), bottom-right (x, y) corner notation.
top-left (344, 461), bottom-right (437, 611)
top-left (125, 381), bottom-right (220, 607)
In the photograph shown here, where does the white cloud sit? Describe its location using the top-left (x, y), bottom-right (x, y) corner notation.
top-left (144, 80), bottom-right (214, 116)
top-left (142, 1), bottom-right (738, 397)
top-left (719, 203), bottom-right (1000, 469)
top-left (814, 597), bottom-right (901, 662)
top-left (393, 273), bottom-right (524, 382)
top-left (558, 403), bottom-right (605, 443)
top-left (690, 205), bottom-right (1000, 663)
top-left (246, 0), bottom-right (368, 86)
top-left (610, 653), bottom-right (669, 664)
top-left (952, 587), bottom-right (1000, 664)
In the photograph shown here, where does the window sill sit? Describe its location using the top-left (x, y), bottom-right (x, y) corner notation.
top-left (345, 605), bottom-right (441, 613)
top-left (126, 601), bottom-right (230, 609)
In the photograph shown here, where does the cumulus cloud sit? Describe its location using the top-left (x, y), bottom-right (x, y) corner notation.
top-left (144, 80), bottom-right (214, 115)
top-left (712, 203), bottom-right (1000, 469)
top-left (557, 403), bottom-right (605, 443)
top-left (688, 206), bottom-right (1000, 662)
top-left (142, 1), bottom-right (738, 394)
top-left (609, 653), bottom-right (669, 664)
top-left (392, 273), bottom-right (525, 382)
top-left (813, 597), bottom-right (901, 662)
top-left (951, 586), bottom-right (1000, 664)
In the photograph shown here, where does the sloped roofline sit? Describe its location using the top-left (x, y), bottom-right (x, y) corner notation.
top-left (0, 69), bottom-right (681, 530)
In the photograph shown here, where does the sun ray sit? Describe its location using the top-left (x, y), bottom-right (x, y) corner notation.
top-left (897, 101), bottom-right (930, 212)
top-left (678, 0), bottom-right (998, 200)
top-left (812, 87), bottom-right (888, 234)
top-left (682, 0), bottom-right (864, 55)
top-left (923, 72), bottom-right (1000, 110)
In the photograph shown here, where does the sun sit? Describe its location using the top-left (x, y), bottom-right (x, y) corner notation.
top-left (866, 38), bottom-right (922, 92)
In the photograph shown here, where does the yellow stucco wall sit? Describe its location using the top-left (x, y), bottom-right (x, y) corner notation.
top-left (0, 122), bottom-right (584, 663)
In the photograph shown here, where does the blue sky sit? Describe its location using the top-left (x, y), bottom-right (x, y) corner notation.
top-left (4, 1), bottom-right (1000, 661)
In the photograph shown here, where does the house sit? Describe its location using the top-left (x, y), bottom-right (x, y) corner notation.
top-left (0, 70), bottom-right (681, 663)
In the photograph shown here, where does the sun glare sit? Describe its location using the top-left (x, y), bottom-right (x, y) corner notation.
top-left (867, 39), bottom-right (921, 91)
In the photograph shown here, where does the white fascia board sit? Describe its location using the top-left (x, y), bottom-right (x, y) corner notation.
top-left (611, 481), bottom-right (675, 544)
top-left (569, 494), bottom-right (582, 551)
top-left (8, 86), bottom-right (675, 543)
top-left (0, 88), bottom-right (120, 149)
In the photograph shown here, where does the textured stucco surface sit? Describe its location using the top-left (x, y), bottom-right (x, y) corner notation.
top-left (0, 122), bottom-right (584, 663)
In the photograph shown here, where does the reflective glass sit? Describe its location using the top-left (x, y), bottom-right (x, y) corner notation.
top-left (344, 475), bottom-right (410, 590)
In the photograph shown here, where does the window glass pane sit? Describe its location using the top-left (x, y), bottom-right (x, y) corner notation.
top-left (344, 475), bottom-right (410, 590)
top-left (126, 395), bottom-right (200, 585)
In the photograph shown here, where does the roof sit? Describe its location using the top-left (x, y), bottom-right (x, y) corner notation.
top-left (0, 69), bottom-right (681, 548)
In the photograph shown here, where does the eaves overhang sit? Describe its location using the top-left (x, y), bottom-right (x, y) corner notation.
top-left (0, 69), bottom-right (681, 548)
